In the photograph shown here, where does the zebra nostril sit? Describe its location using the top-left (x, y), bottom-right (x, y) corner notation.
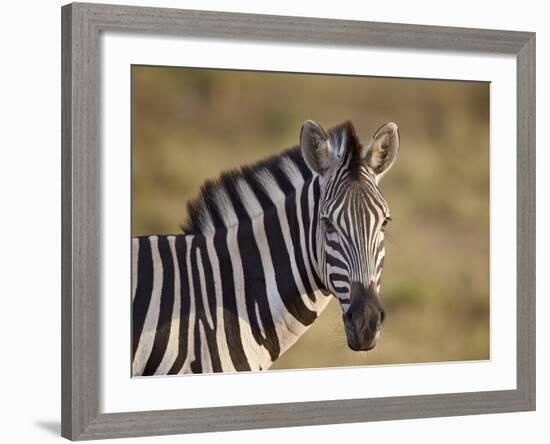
top-left (380, 310), bottom-right (386, 325)
top-left (343, 309), bottom-right (353, 324)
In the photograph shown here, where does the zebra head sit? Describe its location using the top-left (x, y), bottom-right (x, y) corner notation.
top-left (301, 120), bottom-right (399, 352)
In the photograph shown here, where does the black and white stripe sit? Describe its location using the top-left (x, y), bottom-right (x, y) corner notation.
top-left (132, 120), bottom-right (399, 375)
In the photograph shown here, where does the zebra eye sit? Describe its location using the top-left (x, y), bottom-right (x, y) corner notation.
top-left (323, 218), bottom-right (337, 235)
top-left (381, 217), bottom-right (392, 231)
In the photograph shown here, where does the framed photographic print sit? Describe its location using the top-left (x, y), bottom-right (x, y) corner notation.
top-left (61, 2), bottom-right (536, 440)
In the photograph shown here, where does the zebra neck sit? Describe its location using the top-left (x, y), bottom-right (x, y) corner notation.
top-left (219, 177), bottom-right (330, 367)
top-left (132, 180), bottom-right (332, 374)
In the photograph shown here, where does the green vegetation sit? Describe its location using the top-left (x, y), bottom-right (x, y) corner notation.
top-left (132, 66), bottom-right (489, 369)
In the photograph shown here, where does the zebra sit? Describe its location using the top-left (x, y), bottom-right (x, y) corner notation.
top-left (132, 119), bottom-right (399, 376)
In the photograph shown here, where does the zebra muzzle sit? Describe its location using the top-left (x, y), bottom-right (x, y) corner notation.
top-left (343, 282), bottom-right (385, 351)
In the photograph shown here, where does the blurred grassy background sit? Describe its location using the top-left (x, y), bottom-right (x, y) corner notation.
top-left (132, 66), bottom-right (489, 369)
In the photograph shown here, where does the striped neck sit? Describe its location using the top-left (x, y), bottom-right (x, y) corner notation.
top-left (133, 156), bottom-right (333, 375)
top-left (207, 175), bottom-right (331, 369)
top-left (185, 174), bottom-right (332, 370)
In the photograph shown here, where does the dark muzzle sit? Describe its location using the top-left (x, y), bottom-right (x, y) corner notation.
top-left (343, 281), bottom-right (385, 351)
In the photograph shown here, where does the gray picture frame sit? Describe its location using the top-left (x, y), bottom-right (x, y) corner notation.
top-left (61, 2), bottom-right (536, 440)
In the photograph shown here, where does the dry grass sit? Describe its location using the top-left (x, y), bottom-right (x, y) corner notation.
top-left (132, 66), bottom-right (490, 369)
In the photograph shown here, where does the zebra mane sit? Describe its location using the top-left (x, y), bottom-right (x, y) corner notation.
top-left (181, 121), bottom-right (363, 235)
top-left (181, 145), bottom-right (313, 235)
top-left (327, 120), bottom-right (365, 180)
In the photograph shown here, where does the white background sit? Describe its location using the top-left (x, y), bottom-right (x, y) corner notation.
top-left (0, 0), bottom-right (546, 443)
top-left (101, 34), bottom-right (517, 413)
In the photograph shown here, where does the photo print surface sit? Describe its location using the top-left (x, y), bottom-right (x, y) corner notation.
top-left (131, 66), bottom-right (489, 376)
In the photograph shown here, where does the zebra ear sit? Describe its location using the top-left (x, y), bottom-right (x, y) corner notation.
top-left (300, 120), bottom-right (333, 175)
top-left (364, 122), bottom-right (399, 181)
